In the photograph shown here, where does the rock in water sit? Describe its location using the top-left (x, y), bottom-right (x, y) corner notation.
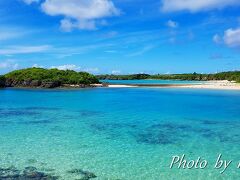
top-left (0, 167), bottom-right (20, 178)
top-left (0, 166), bottom-right (59, 180)
top-left (67, 169), bottom-right (97, 180)
top-left (23, 166), bottom-right (45, 178)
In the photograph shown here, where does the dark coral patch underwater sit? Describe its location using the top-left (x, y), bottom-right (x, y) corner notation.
top-left (67, 169), bottom-right (97, 180)
top-left (134, 123), bottom-right (192, 145)
top-left (0, 166), bottom-right (58, 180)
top-left (0, 109), bottom-right (40, 117)
top-left (85, 117), bottom-right (240, 146)
top-left (0, 107), bottom-right (60, 118)
top-left (134, 121), bottom-right (240, 145)
top-left (79, 110), bottom-right (104, 117)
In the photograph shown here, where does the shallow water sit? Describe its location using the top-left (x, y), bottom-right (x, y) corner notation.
top-left (0, 87), bottom-right (240, 179)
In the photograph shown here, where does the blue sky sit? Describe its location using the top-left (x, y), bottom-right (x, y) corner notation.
top-left (0, 0), bottom-right (240, 75)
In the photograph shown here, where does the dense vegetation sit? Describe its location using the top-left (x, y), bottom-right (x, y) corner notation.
top-left (97, 71), bottom-right (240, 83)
top-left (1, 69), bottom-right (239, 89)
top-left (1, 68), bottom-right (99, 88)
top-left (0, 75), bottom-right (6, 87)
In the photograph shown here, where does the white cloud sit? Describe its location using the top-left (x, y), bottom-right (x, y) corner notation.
top-left (213, 28), bottom-right (240, 48)
top-left (213, 34), bottom-right (221, 44)
top-left (161, 0), bottom-right (240, 12)
top-left (23, 0), bottom-right (40, 5)
top-left (41, 0), bottom-right (120, 31)
top-left (167, 20), bottom-right (178, 28)
top-left (223, 28), bottom-right (240, 48)
top-left (111, 70), bottom-right (121, 74)
top-left (0, 60), bottom-right (19, 70)
top-left (51, 64), bottom-right (81, 71)
top-left (60, 18), bottom-right (96, 32)
top-left (0, 45), bottom-right (51, 55)
top-left (41, 0), bottom-right (119, 19)
top-left (50, 64), bottom-right (99, 73)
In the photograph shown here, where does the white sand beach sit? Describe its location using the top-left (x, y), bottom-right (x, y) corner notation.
top-left (105, 81), bottom-right (240, 90)
top-left (180, 80), bottom-right (240, 90)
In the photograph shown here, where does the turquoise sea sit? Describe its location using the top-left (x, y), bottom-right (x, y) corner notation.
top-left (0, 86), bottom-right (240, 179)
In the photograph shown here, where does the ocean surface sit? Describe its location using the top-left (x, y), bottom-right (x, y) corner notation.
top-left (0, 86), bottom-right (240, 179)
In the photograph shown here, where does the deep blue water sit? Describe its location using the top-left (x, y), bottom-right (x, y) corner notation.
top-left (0, 87), bottom-right (240, 179)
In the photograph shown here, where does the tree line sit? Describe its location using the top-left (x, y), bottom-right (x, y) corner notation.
top-left (97, 71), bottom-right (240, 82)
top-left (0, 68), bottom-right (99, 88)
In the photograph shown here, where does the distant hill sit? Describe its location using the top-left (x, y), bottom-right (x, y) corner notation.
top-left (97, 71), bottom-right (240, 83)
top-left (0, 68), bottom-right (99, 88)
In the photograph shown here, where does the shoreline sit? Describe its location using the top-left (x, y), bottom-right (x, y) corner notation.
top-left (178, 80), bottom-right (240, 90)
top-left (1, 81), bottom-right (240, 90)
top-left (105, 80), bottom-right (240, 90)
top-left (0, 83), bottom-right (105, 89)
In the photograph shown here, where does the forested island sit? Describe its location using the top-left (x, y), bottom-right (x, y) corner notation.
top-left (97, 71), bottom-right (240, 83)
top-left (1, 68), bottom-right (240, 89)
top-left (0, 68), bottom-right (99, 88)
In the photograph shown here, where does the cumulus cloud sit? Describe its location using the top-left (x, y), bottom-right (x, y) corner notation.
top-left (0, 45), bottom-right (51, 55)
top-left (60, 18), bottom-right (96, 32)
top-left (111, 70), bottom-right (121, 74)
top-left (223, 28), bottom-right (240, 48)
top-left (50, 64), bottom-right (99, 73)
top-left (41, 0), bottom-right (120, 31)
top-left (167, 20), bottom-right (178, 28)
top-left (161, 0), bottom-right (240, 12)
top-left (51, 64), bottom-right (81, 71)
top-left (214, 28), bottom-right (240, 48)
